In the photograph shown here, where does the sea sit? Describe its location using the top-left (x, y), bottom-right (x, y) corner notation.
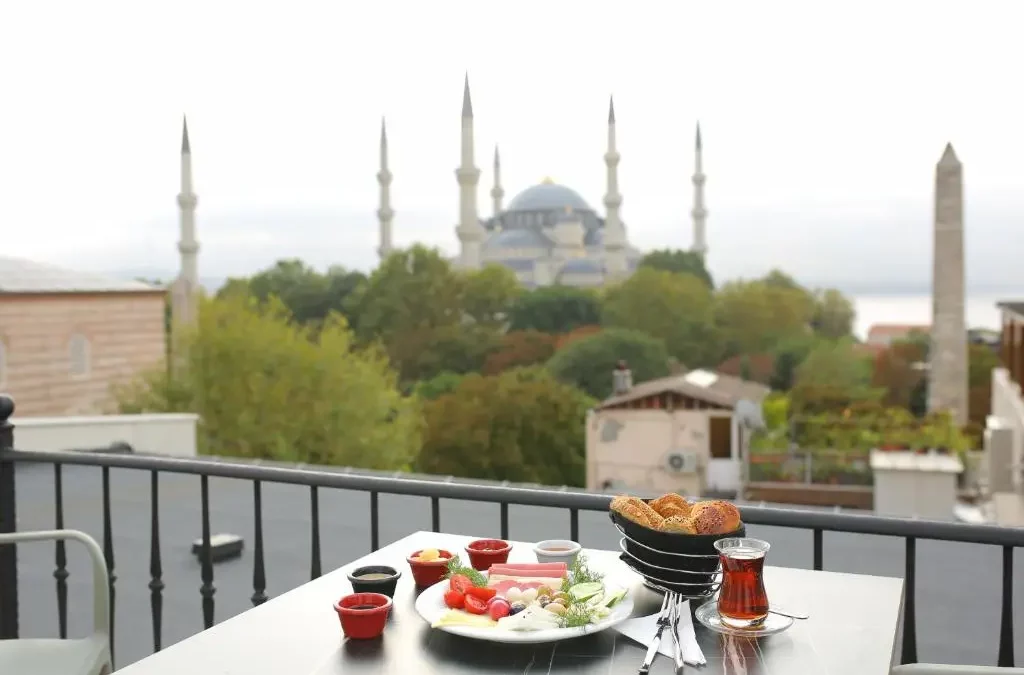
top-left (850, 293), bottom-right (1005, 340)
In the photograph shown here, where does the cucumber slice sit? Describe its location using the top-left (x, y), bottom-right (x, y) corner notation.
top-left (569, 581), bottom-right (604, 602)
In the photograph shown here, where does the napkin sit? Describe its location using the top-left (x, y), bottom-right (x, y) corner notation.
top-left (614, 600), bottom-right (706, 666)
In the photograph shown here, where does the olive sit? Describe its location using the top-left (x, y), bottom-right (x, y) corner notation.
top-left (546, 603), bottom-right (567, 615)
top-left (552, 592), bottom-right (570, 603)
top-left (509, 602), bottom-right (527, 615)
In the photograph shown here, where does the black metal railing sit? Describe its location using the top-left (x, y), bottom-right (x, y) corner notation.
top-left (0, 393), bottom-right (1020, 669)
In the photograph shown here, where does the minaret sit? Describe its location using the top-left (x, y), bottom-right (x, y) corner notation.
top-left (172, 115), bottom-right (200, 330)
top-left (603, 96), bottom-right (628, 282)
top-left (490, 145), bottom-right (504, 217)
top-left (455, 74), bottom-right (483, 269)
top-left (928, 143), bottom-right (968, 425)
top-left (377, 117), bottom-right (394, 261)
top-left (691, 123), bottom-right (708, 259)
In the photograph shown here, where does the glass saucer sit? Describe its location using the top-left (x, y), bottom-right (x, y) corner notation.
top-left (694, 601), bottom-right (794, 637)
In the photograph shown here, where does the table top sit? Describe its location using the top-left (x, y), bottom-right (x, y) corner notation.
top-left (117, 531), bottom-right (905, 675)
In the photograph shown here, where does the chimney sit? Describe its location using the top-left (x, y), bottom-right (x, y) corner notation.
top-left (612, 360), bottom-right (633, 395)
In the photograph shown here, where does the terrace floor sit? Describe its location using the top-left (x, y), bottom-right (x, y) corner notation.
top-left (8, 460), bottom-right (1024, 669)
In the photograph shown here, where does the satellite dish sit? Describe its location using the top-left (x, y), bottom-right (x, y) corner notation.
top-left (734, 399), bottom-right (766, 430)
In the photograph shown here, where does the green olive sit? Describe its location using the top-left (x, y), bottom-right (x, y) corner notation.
top-left (546, 603), bottom-right (566, 615)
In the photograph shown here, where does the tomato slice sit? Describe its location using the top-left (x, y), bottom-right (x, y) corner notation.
top-left (463, 594), bottom-right (488, 615)
top-left (465, 586), bottom-right (496, 602)
top-left (449, 574), bottom-right (472, 595)
top-left (443, 590), bottom-right (465, 609)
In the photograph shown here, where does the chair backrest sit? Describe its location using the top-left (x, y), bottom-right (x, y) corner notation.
top-left (0, 529), bottom-right (110, 634)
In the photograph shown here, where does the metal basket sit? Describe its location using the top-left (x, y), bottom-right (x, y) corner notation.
top-left (613, 522), bottom-right (723, 599)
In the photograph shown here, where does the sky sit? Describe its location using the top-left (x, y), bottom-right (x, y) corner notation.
top-left (2, 1), bottom-right (1023, 293)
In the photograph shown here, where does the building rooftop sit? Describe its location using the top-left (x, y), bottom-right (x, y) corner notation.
top-left (997, 301), bottom-right (1024, 320)
top-left (0, 256), bottom-right (161, 294)
top-left (599, 369), bottom-right (771, 410)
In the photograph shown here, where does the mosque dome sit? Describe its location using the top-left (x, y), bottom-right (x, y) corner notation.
top-left (506, 179), bottom-right (594, 213)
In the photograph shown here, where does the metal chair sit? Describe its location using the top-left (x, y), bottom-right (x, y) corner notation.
top-left (893, 665), bottom-right (1024, 674)
top-left (0, 529), bottom-right (112, 675)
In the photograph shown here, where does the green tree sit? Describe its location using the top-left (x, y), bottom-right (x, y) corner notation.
top-left (714, 279), bottom-right (815, 357)
top-left (639, 249), bottom-right (714, 288)
top-left (417, 368), bottom-right (594, 486)
top-left (115, 294), bottom-right (421, 469)
top-left (508, 285), bottom-right (602, 334)
top-left (349, 246), bottom-right (467, 381)
top-left (811, 288), bottom-right (856, 339)
top-left (761, 269), bottom-right (803, 291)
top-left (603, 268), bottom-right (721, 367)
top-left (768, 335), bottom-right (821, 391)
top-left (413, 371), bottom-right (465, 401)
top-left (218, 259), bottom-right (366, 327)
top-left (789, 339), bottom-right (882, 415)
top-left (462, 264), bottom-right (522, 328)
top-left (546, 328), bottom-right (671, 400)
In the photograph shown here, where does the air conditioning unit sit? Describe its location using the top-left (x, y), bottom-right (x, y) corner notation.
top-left (664, 451), bottom-right (698, 474)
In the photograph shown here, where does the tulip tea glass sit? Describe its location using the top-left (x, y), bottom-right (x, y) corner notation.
top-left (714, 537), bottom-right (770, 628)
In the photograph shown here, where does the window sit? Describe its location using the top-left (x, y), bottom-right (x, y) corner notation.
top-left (69, 333), bottom-right (90, 377)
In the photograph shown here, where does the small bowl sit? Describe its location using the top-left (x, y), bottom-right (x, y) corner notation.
top-left (347, 565), bottom-right (401, 598)
top-left (406, 549), bottom-right (454, 588)
top-left (334, 592), bottom-right (392, 639)
top-left (533, 539), bottom-right (582, 567)
top-left (465, 539), bottom-right (512, 571)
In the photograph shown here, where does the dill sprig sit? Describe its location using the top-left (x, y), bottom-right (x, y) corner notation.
top-left (559, 597), bottom-right (596, 629)
top-left (561, 553), bottom-right (604, 592)
top-left (444, 554), bottom-right (488, 587)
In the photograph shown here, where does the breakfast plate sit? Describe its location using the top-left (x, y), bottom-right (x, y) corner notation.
top-left (414, 559), bottom-right (634, 644)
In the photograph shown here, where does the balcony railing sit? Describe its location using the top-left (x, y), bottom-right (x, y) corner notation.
top-left (0, 394), bottom-right (1020, 670)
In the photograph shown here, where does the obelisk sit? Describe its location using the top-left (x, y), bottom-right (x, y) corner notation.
top-left (928, 143), bottom-right (968, 425)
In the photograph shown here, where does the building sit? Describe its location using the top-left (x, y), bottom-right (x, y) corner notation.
top-left (585, 366), bottom-right (769, 497)
top-left (375, 77), bottom-right (708, 287)
top-left (0, 257), bottom-right (166, 416)
top-left (865, 324), bottom-right (929, 348)
top-left (985, 301), bottom-right (1024, 526)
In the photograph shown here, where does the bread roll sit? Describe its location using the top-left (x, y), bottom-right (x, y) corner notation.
top-left (658, 515), bottom-right (698, 534)
top-left (650, 493), bottom-right (692, 519)
top-left (706, 500), bottom-right (741, 533)
top-left (610, 495), bottom-right (664, 529)
top-left (689, 501), bottom-right (728, 535)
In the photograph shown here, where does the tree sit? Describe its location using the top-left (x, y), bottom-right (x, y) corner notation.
top-left (968, 343), bottom-right (1000, 426)
top-left (546, 328), bottom-right (671, 400)
top-left (413, 371), bottom-right (465, 401)
top-left (768, 335), bottom-right (821, 391)
top-left (417, 368), bottom-right (594, 486)
top-left (811, 288), bottom-right (856, 339)
top-left (115, 294), bottom-right (421, 469)
top-left (603, 268), bottom-right (721, 367)
top-left (639, 249), bottom-right (714, 288)
top-left (872, 338), bottom-right (927, 410)
top-left (349, 246), bottom-right (468, 382)
top-left (461, 264), bottom-right (522, 328)
top-left (508, 286), bottom-right (602, 334)
top-left (482, 330), bottom-right (559, 375)
top-left (789, 339), bottom-right (883, 415)
top-left (218, 259), bottom-right (366, 328)
top-left (714, 279), bottom-right (815, 357)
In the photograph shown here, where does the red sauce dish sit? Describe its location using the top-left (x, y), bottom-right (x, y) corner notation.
top-left (465, 539), bottom-right (512, 571)
top-left (406, 549), bottom-right (454, 588)
top-left (333, 592), bottom-right (392, 639)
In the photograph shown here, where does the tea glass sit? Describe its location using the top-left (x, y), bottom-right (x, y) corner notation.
top-left (714, 537), bottom-right (771, 628)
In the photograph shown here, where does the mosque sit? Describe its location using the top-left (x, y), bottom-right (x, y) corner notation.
top-left (376, 76), bottom-right (709, 288)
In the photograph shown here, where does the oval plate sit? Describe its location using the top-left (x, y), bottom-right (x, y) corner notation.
top-left (414, 573), bottom-right (635, 644)
top-left (694, 601), bottom-right (794, 637)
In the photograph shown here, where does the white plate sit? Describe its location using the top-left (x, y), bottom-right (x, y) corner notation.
top-left (414, 573), bottom-right (635, 644)
top-left (694, 601), bottom-right (794, 637)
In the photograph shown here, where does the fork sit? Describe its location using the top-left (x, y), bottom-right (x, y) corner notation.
top-left (666, 592), bottom-right (686, 672)
top-left (638, 593), bottom-right (672, 674)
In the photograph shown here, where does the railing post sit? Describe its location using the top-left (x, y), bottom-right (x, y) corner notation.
top-left (0, 394), bottom-right (18, 639)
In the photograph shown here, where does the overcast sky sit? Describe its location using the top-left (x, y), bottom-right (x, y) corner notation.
top-left (2, 1), bottom-right (1022, 292)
